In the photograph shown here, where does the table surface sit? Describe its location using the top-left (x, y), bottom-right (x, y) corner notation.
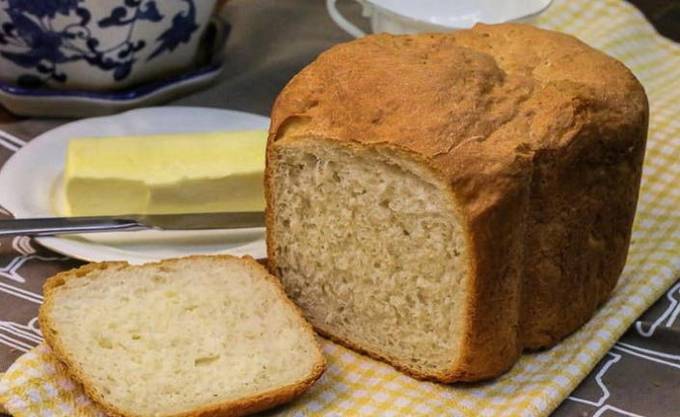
top-left (1, 1), bottom-right (678, 416)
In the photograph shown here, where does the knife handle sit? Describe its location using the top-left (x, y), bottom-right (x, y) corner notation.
top-left (0, 217), bottom-right (148, 237)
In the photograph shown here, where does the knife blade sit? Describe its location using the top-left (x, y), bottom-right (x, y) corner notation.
top-left (0, 212), bottom-right (265, 237)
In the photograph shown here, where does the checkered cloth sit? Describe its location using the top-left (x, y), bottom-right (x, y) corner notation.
top-left (0, 345), bottom-right (105, 417)
top-left (1, 0), bottom-right (679, 416)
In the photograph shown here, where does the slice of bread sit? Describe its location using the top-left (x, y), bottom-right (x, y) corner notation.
top-left (39, 255), bottom-right (325, 417)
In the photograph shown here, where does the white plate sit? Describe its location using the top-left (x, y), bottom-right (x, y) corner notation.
top-left (0, 107), bottom-right (269, 264)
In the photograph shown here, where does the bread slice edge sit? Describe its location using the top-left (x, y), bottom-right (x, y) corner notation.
top-left (38, 255), bottom-right (326, 417)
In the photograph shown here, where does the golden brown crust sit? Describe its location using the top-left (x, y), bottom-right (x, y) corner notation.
top-left (265, 23), bottom-right (648, 381)
top-left (39, 255), bottom-right (326, 417)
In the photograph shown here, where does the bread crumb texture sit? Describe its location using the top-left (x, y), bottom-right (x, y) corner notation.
top-left (40, 256), bottom-right (325, 417)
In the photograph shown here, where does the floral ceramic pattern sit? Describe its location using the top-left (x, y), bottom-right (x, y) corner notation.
top-left (0, 0), bottom-right (198, 87)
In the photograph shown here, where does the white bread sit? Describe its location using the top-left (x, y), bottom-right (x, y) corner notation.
top-left (265, 24), bottom-right (648, 382)
top-left (39, 255), bottom-right (325, 417)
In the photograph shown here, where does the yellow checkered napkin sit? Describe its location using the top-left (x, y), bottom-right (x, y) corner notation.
top-left (1, 0), bottom-right (679, 416)
top-left (0, 344), bottom-right (106, 417)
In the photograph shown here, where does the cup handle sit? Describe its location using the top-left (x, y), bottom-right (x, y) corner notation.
top-left (326, 0), bottom-right (366, 38)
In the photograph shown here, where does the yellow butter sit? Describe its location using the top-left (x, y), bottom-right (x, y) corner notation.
top-left (63, 130), bottom-right (267, 216)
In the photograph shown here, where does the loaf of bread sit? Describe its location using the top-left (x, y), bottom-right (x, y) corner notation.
top-left (265, 24), bottom-right (648, 382)
top-left (39, 256), bottom-right (325, 417)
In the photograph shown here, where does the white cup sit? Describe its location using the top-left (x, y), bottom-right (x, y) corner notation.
top-left (326, 0), bottom-right (553, 37)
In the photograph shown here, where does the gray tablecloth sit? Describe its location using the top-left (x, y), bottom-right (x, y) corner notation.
top-left (0, 1), bottom-right (678, 416)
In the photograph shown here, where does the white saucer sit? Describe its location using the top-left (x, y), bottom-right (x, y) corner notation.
top-left (0, 107), bottom-right (269, 264)
top-left (366, 0), bottom-right (552, 28)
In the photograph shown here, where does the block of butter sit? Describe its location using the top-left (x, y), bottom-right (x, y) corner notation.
top-left (62, 130), bottom-right (267, 216)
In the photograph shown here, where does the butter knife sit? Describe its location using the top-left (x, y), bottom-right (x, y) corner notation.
top-left (0, 212), bottom-right (265, 237)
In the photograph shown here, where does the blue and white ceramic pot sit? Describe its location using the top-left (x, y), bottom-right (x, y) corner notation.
top-left (0, 0), bottom-right (219, 90)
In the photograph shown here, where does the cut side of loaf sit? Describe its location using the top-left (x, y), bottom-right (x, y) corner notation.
top-left (39, 256), bottom-right (325, 417)
top-left (269, 139), bottom-right (469, 377)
